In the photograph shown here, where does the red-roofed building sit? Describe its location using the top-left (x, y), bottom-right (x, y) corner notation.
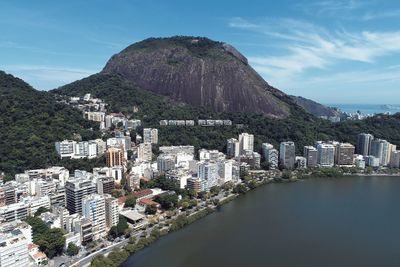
top-left (138, 198), bottom-right (160, 208)
top-left (132, 189), bottom-right (153, 201)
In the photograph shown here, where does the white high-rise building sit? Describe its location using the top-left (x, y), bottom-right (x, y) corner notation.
top-left (82, 194), bottom-right (106, 240)
top-left (280, 142), bottom-right (296, 169)
top-left (104, 194), bottom-right (119, 229)
top-left (0, 223), bottom-right (31, 267)
top-left (137, 143), bottom-right (152, 162)
top-left (239, 133), bottom-right (254, 154)
top-left (226, 138), bottom-right (240, 158)
top-left (370, 139), bottom-right (390, 166)
top-left (197, 161), bottom-right (219, 191)
top-left (143, 128), bottom-right (158, 144)
top-left (262, 143), bottom-right (278, 169)
top-left (218, 160), bottom-right (233, 183)
top-left (317, 143), bottom-right (335, 167)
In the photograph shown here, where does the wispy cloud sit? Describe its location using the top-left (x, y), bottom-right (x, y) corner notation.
top-left (228, 17), bottom-right (400, 87)
top-left (362, 9), bottom-right (400, 20)
top-left (298, 0), bottom-right (367, 17)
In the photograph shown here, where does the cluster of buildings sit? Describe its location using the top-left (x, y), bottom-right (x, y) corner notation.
top-left (66, 94), bottom-right (142, 131)
top-left (0, 165), bottom-right (125, 266)
top-left (258, 133), bottom-right (400, 171)
top-left (159, 119), bottom-right (232, 126)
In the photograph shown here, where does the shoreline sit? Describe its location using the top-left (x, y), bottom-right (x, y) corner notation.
top-left (89, 173), bottom-right (399, 267)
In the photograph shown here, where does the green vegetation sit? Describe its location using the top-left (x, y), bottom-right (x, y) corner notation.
top-left (53, 73), bottom-right (400, 161)
top-left (154, 193), bottom-right (179, 210)
top-left (25, 216), bottom-right (65, 258)
top-left (109, 216), bottom-right (129, 239)
top-left (0, 71), bottom-right (101, 178)
top-left (145, 205), bottom-right (158, 215)
top-left (34, 207), bottom-right (49, 217)
top-left (67, 242), bottom-right (79, 256)
top-left (124, 196), bottom-right (137, 208)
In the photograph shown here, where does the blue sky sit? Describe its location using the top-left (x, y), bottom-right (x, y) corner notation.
top-left (1, 0), bottom-right (400, 104)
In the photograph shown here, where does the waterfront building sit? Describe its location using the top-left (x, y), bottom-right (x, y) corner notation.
top-left (390, 151), bottom-right (400, 168)
top-left (262, 143), bottom-right (279, 169)
top-left (365, 156), bottom-right (380, 168)
top-left (295, 156), bottom-right (307, 169)
top-left (218, 160), bottom-right (233, 183)
top-left (356, 133), bottom-right (374, 156)
top-left (355, 156), bottom-right (366, 169)
top-left (370, 139), bottom-right (390, 166)
top-left (197, 161), bottom-right (219, 191)
top-left (240, 151), bottom-right (261, 169)
top-left (280, 141), bottom-right (296, 170)
top-left (317, 143), bottom-right (335, 167)
top-left (335, 143), bottom-right (355, 166)
top-left (303, 146), bottom-right (318, 168)
top-left (239, 133), bottom-right (254, 154)
top-left (186, 177), bottom-right (202, 192)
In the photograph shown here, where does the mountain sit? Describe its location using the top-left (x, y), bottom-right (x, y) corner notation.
top-left (53, 36), bottom-right (400, 158)
top-left (290, 96), bottom-right (340, 117)
top-left (0, 71), bottom-right (100, 177)
top-left (101, 36), bottom-right (297, 118)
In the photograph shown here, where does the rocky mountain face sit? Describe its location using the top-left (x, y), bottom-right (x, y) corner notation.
top-left (101, 37), bottom-right (294, 118)
top-left (290, 96), bottom-right (340, 117)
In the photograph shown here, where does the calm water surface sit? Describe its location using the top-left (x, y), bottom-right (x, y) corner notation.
top-left (122, 177), bottom-right (400, 267)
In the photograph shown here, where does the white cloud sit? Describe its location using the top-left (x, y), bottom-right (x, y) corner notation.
top-left (228, 17), bottom-right (400, 87)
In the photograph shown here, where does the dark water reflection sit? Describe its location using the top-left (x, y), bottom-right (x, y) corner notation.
top-left (122, 177), bottom-right (400, 267)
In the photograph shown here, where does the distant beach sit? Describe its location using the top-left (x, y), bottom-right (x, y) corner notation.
top-left (326, 104), bottom-right (400, 115)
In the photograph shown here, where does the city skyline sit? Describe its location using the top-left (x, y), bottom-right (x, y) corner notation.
top-left (1, 0), bottom-right (400, 104)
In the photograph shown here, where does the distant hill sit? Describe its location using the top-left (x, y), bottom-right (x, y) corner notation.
top-left (290, 96), bottom-right (340, 117)
top-left (0, 71), bottom-right (100, 177)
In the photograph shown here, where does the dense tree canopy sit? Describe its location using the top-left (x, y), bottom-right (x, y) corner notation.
top-left (0, 71), bottom-right (101, 178)
top-left (25, 216), bottom-right (66, 258)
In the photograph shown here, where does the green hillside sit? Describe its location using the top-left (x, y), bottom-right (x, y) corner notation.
top-left (0, 71), bottom-right (101, 177)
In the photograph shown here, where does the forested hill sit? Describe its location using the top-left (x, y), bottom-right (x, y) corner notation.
top-left (0, 71), bottom-right (100, 177)
top-left (53, 72), bottom-right (400, 155)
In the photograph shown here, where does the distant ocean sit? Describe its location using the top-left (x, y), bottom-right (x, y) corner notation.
top-left (325, 104), bottom-right (400, 115)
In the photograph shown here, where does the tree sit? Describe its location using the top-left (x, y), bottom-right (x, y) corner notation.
top-left (232, 184), bottom-right (247, 194)
top-left (67, 242), bottom-right (79, 256)
top-left (124, 195), bottom-right (137, 208)
top-left (145, 205), bottom-right (157, 215)
top-left (210, 186), bottom-right (221, 196)
top-left (109, 216), bottom-right (129, 239)
top-left (282, 170), bottom-right (292, 179)
top-left (34, 207), bottom-right (49, 217)
top-left (26, 216), bottom-right (66, 258)
top-left (154, 193), bottom-right (179, 210)
top-left (111, 189), bottom-right (123, 198)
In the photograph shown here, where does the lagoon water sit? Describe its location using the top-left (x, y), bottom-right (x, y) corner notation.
top-left (122, 177), bottom-right (400, 267)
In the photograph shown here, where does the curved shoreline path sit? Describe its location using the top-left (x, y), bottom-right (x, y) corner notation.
top-left (122, 176), bottom-right (400, 267)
